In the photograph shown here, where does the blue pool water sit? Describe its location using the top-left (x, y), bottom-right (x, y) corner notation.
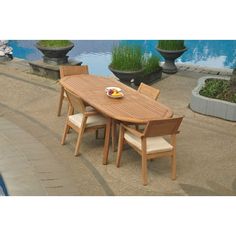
top-left (0, 174), bottom-right (8, 196)
top-left (9, 40), bottom-right (236, 76)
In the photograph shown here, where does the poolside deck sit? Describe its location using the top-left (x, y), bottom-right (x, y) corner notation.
top-left (0, 58), bottom-right (235, 196)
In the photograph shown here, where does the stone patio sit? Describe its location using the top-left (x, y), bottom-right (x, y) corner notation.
top-left (0, 58), bottom-right (235, 196)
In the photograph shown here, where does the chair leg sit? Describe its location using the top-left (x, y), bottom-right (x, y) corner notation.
top-left (95, 129), bottom-right (99, 139)
top-left (95, 128), bottom-right (105, 139)
top-left (170, 135), bottom-right (177, 180)
top-left (141, 154), bottom-right (148, 186)
top-left (74, 117), bottom-right (87, 156)
top-left (102, 127), bottom-right (105, 139)
top-left (74, 129), bottom-right (85, 156)
top-left (61, 124), bottom-right (70, 145)
top-left (57, 87), bottom-right (65, 117)
top-left (116, 125), bottom-right (124, 167)
top-left (171, 152), bottom-right (176, 180)
top-left (103, 118), bottom-right (112, 165)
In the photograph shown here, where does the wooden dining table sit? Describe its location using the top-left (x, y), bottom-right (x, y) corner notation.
top-left (60, 74), bottom-right (173, 164)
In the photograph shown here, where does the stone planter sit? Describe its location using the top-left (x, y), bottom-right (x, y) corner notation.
top-left (0, 56), bottom-right (12, 62)
top-left (190, 76), bottom-right (236, 121)
top-left (29, 59), bottom-right (82, 80)
top-left (134, 67), bottom-right (163, 86)
top-left (108, 65), bottom-right (144, 85)
top-left (36, 42), bottom-right (74, 65)
top-left (156, 47), bottom-right (187, 74)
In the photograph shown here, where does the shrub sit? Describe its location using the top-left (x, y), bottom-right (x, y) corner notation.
top-left (38, 40), bottom-right (72, 48)
top-left (157, 40), bottom-right (185, 50)
top-left (200, 79), bottom-right (236, 103)
top-left (110, 45), bottom-right (143, 71)
top-left (142, 54), bottom-right (161, 75)
top-left (230, 68), bottom-right (236, 90)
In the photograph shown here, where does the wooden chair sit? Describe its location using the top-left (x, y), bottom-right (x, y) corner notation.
top-left (137, 82), bottom-right (160, 100)
top-left (116, 117), bottom-right (183, 185)
top-left (57, 65), bottom-right (89, 116)
top-left (61, 88), bottom-right (107, 156)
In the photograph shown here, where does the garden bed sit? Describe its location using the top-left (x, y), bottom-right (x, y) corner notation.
top-left (200, 78), bottom-right (236, 103)
top-left (190, 76), bottom-right (236, 121)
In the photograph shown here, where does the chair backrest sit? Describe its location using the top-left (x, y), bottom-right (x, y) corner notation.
top-left (60, 65), bottom-right (89, 78)
top-left (137, 82), bottom-right (160, 100)
top-left (64, 88), bottom-right (86, 114)
top-left (143, 117), bottom-right (184, 137)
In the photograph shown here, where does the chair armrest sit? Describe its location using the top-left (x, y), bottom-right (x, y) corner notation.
top-left (121, 123), bottom-right (144, 138)
top-left (84, 111), bottom-right (99, 117)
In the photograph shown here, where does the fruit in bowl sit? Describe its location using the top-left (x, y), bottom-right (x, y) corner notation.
top-left (106, 88), bottom-right (123, 98)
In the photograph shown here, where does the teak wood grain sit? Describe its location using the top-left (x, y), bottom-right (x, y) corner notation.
top-left (57, 65), bottom-right (89, 116)
top-left (60, 75), bottom-right (173, 123)
top-left (60, 74), bottom-right (173, 164)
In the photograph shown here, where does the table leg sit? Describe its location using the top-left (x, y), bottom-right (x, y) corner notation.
top-left (103, 117), bottom-right (112, 165)
top-left (111, 119), bottom-right (117, 152)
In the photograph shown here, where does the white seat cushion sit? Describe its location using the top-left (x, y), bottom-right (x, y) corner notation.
top-left (124, 131), bottom-right (173, 154)
top-left (85, 106), bottom-right (95, 112)
top-left (69, 113), bottom-right (107, 128)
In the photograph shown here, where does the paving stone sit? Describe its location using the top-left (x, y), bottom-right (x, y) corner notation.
top-left (5, 174), bottom-right (46, 196)
top-left (0, 158), bottom-right (30, 173)
top-left (45, 186), bottom-right (80, 196)
top-left (0, 60), bottom-right (236, 196)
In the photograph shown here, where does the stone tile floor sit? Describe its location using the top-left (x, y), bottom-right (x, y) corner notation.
top-left (0, 58), bottom-right (236, 196)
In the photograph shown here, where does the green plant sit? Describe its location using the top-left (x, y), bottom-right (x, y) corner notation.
top-left (38, 40), bottom-right (72, 48)
top-left (200, 79), bottom-right (236, 103)
top-left (110, 45), bottom-right (142, 71)
top-left (157, 40), bottom-right (185, 50)
top-left (230, 68), bottom-right (236, 92)
top-left (142, 55), bottom-right (161, 75)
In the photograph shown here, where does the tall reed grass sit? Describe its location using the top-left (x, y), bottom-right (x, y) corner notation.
top-left (142, 55), bottom-right (161, 74)
top-left (38, 40), bottom-right (72, 48)
top-left (158, 40), bottom-right (185, 50)
top-left (110, 45), bottom-right (143, 71)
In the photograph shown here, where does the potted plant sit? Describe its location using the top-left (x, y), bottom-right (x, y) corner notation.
top-left (134, 54), bottom-right (162, 86)
top-left (108, 45), bottom-right (144, 84)
top-left (36, 40), bottom-right (74, 65)
top-left (156, 40), bottom-right (187, 74)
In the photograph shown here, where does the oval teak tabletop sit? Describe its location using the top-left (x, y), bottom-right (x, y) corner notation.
top-left (60, 74), bottom-right (173, 123)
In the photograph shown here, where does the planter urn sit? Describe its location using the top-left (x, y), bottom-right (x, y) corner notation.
top-left (36, 42), bottom-right (74, 65)
top-left (109, 65), bottom-right (144, 85)
top-left (156, 47), bottom-right (187, 74)
top-left (134, 67), bottom-right (163, 86)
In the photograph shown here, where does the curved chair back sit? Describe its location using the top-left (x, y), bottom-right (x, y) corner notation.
top-left (60, 65), bottom-right (89, 78)
top-left (64, 89), bottom-right (86, 114)
top-left (138, 82), bottom-right (160, 100)
top-left (144, 117), bottom-right (183, 137)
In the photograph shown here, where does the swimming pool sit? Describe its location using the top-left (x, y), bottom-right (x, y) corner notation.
top-left (0, 174), bottom-right (8, 196)
top-left (9, 40), bottom-right (236, 76)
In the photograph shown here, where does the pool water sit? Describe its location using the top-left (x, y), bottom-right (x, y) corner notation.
top-left (0, 174), bottom-right (8, 196)
top-left (9, 40), bottom-right (236, 76)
